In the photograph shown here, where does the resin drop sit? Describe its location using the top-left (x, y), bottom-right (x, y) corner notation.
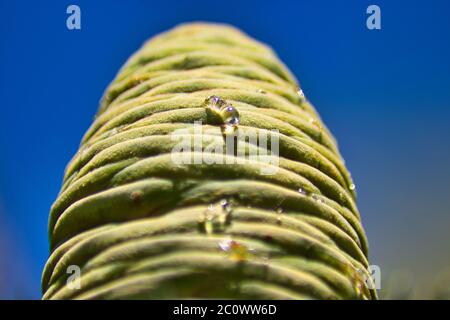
top-left (205, 95), bottom-right (225, 112)
top-left (221, 105), bottom-right (240, 134)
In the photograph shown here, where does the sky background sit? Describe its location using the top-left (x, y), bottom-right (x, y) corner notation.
top-left (1, 0), bottom-right (449, 299)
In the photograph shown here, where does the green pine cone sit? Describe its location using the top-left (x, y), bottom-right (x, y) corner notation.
top-left (42, 23), bottom-right (376, 300)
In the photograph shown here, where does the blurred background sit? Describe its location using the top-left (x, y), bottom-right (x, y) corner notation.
top-left (0, 0), bottom-right (449, 299)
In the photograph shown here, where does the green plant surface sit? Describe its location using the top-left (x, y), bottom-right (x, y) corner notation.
top-left (42, 23), bottom-right (376, 300)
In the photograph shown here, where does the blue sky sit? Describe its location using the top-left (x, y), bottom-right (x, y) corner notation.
top-left (1, 0), bottom-right (449, 298)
